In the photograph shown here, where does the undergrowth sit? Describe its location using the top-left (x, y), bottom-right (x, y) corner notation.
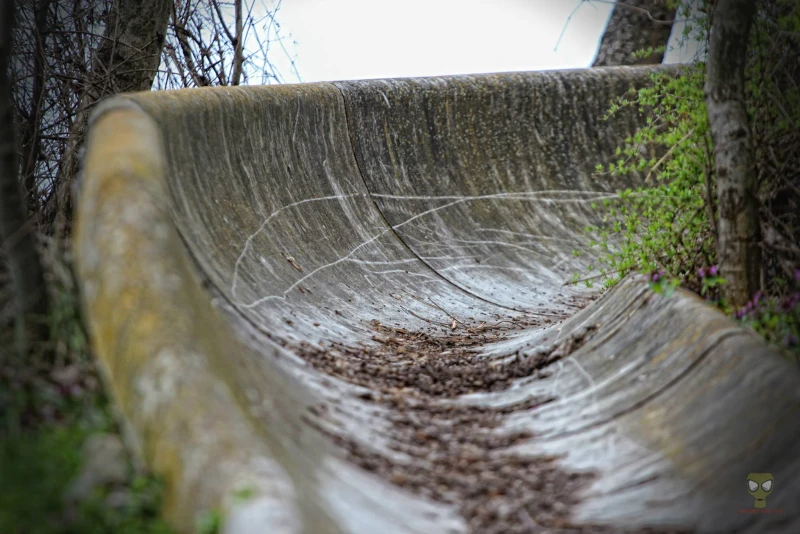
top-left (573, 0), bottom-right (800, 359)
top-left (0, 238), bottom-right (175, 534)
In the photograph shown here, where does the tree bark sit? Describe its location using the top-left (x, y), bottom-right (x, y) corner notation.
top-left (1, 0), bottom-right (50, 354)
top-left (47, 0), bottom-right (171, 234)
top-left (593, 0), bottom-right (677, 66)
top-left (20, 0), bottom-right (52, 214)
top-left (704, 0), bottom-right (760, 307)
top-left (231, 0), bottom-right (243, 86)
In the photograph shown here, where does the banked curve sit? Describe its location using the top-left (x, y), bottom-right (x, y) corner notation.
top-left (76, 67), bottom-right (800, 533)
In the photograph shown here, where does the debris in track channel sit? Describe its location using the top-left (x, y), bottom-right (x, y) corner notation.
top-left (282, 251), bottom-right (304, 272)
top-left (299, 318), bottom-right (599, 398)
top-left (293, 311), bottom-right (691, 533)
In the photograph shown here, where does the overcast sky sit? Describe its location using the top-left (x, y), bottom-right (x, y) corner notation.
top-left (264, 0), bottom-right (698, 84)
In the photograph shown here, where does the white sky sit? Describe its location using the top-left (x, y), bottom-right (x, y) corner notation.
top-left (263, 0), bottom-right (699, 84)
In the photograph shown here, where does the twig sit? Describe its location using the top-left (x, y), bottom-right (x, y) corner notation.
top-left (589, 0), bottom-right (678, 25)
top-left (563, 267), bottom-right (630, 286)
top-left (644, 128), bottom-right (695, 183)
top-left (427, 297), bottom-right (465, 326)
top-left (554, 1), bottom-right (592, 52)
top-left (702, 132), bottom-right (718, 252)
top-left (399, 306), bottom-right (451, 328)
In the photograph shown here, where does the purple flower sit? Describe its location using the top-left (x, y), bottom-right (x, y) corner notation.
top-left (795, 269), bottom-right (800, 283)
top-left (697, 267), bottom-right (706, 278)
top-left (709, 265), bottom-right (719, 276)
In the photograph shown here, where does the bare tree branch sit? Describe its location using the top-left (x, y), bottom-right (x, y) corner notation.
top-left (20, 0), bottom-right (52, 215)
top-left (46, 0), bottom-right (171, 235)
top-left (159, 0), bottom-right (298, 90)
top-left (8, 0), bottom-right (297, 236)
top-left (593, 0), bottom-right (678, 66)
top-left (1, 0), bottom-right (50, 355)
top-left (231, 0), bottom-right (244, 85)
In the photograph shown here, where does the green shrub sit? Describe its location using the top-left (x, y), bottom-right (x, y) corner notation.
top-left (576, 0), bottom-right (800, 357)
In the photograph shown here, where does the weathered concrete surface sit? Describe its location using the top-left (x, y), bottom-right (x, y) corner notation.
top-left (75, 68), bottom-right (800, 533)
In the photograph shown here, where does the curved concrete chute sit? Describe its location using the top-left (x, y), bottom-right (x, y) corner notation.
top-left (335, 70), bottom-right (647, 312)
top-left (75, 68), bottom-right (800, 533)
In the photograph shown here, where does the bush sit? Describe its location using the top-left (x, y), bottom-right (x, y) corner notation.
top-left (576, 0), bottom-right (800, 357)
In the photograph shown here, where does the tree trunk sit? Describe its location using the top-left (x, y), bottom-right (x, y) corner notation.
top-left (1, 0), bottom-right (50, 354)
top-left (231, 0), bottom-right (244, 86)
top-left (47, 0), bottom-right (171, 235)
top-left (20, 0), bottom-right (52, 215)
top-left (704, 0), bottom-right (760, 308)
top-left (593, 0), bottom-right (677, 66)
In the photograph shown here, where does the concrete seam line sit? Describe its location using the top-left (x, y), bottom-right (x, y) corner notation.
top-left (332, 78), bottom-right (524, 313)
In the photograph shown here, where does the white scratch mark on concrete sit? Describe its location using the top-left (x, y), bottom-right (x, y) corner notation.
top-left (240, 232), bottom-right (386, 309)
top-left (371, 191), bottom-right (619, 202)
top-left (235, 189), bottom-right (604, 308)
top-left (477, 227), bottom-right (583, 244)
top-left (347, 258), bottom-right (417, 266)
top-left (378, 90), bottom-right (391, 108)
top-left (568, 357), bottom-right (598, 414)
top-left (231, 194), bottom-right (362, 299)
top-left (366, 269), bottom-right (438, 280)
top-left (291, 94), bottom-right (301, 145)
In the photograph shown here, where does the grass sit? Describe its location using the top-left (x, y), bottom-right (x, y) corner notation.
top-left (0, 236), bottom-right (176, 534)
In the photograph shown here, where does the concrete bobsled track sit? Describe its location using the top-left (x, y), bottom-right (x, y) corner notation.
top-left (75, 67), bottom-right (800, 533)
